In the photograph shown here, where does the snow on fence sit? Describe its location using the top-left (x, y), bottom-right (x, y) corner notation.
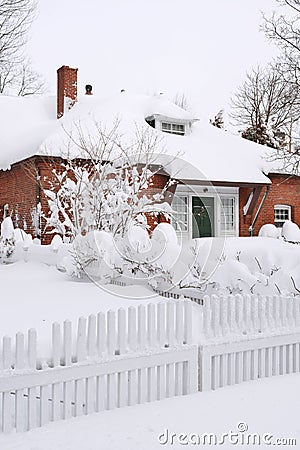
top-left (201, 294), bottom-right (300, 339)
top-left (0, 300), bottom-right (198, 434)
top-left (198, 294), bottom-right (300, 391)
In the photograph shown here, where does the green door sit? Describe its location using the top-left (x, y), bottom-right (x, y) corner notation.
top-left (192, 197), bottom-right (214, 238)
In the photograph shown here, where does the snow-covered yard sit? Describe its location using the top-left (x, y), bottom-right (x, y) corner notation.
top-left (0, 260), bottom-right (165, 357)
top-left (1, 234), bottom-right (300, 449)
top-left (0, 372), bottom-right (299, 450)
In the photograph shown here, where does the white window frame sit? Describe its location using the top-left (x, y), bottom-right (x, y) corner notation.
top-left (171, 186), bottom-right (239, 239)
top-left (161, 122), bottom-right (185, 136)
top-left (274, 204), bottom-right (291, 228)
top-left (220, 196), bottom-right (237, 236)
top-left (171, 195), bottom-right (189, 232)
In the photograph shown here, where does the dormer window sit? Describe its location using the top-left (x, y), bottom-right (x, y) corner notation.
top-left (145, 113), bottom-right (197, 135)
top-left (161, 122), bottom-right (185, 136)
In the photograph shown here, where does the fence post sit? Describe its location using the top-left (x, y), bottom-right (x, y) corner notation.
top-left (87, 314), bottom-right (97, 358)
top-left (184, 300), bottom-right (193, 345)
top-left (220, 296), bottom-right (229, 337)
top-left (175, 302), bottom-right (184, 345)
top-left (203, 295), bottom-right (211, 338)
top-left (147, 303), bottom-right (156, 402)
top-left (128, 307), bottom-right (137, 405)
top-left (52, 322), bottom-right (61, 422)
top-left (137, 305), bottom-right (147, 404)
top-left (63, 320), bottom-right (72, 420)
top-left (75, 317), bottom-right (86, 417)
top-left (97, 312), bottom-right (106, 356)
top-left (2, 336), bottom-right (12, 434)
top-left (107, 310), bottom-right (116, 410)
top-left (166, 301), bottom-right (175, 347)
top-left (15, 332), bottom-right (26, 432)
top-left (235, 295), bottom-right (243, 333)
top-left (199, 346), bottom-right (211, 391)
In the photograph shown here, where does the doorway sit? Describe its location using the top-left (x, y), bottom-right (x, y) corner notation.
top-left (192, 197), bottom-right (215, 238)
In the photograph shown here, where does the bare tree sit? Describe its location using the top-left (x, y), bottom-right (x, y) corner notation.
top-left (0, 58), bottom-right (46, 95)
top-left (0, 0), bottom-right (46, 95)
top-left (16, 60), bottom-right (46, 96)
top-left (0, 0), bottom-right (36, 63)
top-left (43, 121), bottom-right (173, 242)
top-left (230, 63), bottom-right (300, 148)
top-left (262, 1), bottom-right (300, 83)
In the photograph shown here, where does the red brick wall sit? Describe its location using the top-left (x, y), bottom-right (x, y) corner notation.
top-left (144, 173), bottom-right (175, 231)
top-left (11, 156), bottom-right (297, 242)
top-left (0, 157), bottom-right (66, 244)
top-left (0, 158), bottom-right (38, 237)
top-left (239, 174), bottom-right (300, 236)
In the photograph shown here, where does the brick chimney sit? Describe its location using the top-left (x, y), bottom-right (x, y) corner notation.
top-left (57, 65), bottom-right (78, 119)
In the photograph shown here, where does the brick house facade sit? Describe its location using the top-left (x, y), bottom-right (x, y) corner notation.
top-left (0, 65), bottom-right (299, 243)
top-left (240, 173), bottom-right (300, 237)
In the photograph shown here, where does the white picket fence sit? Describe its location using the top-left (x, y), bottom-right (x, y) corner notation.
top-left (199, 332), bottom-right (300, 391)
top-left (201, 294), bottom-right (300, 339)
top-left (198, 294), bottom-right (300, 391)
top-left (0, 300), bottom-right (198, 434)
top-left (3, 291), bottom-right (300, 434)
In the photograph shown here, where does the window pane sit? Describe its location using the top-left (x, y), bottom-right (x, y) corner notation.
top-left (221, 197), bottom-right (235, 233)
top-left (274, 205), bottom-right (291, 228)
top-left (162, 122), bottom-right (185, 135)
top-left (162, 123), bottom-right (171, 131)
top-left (171, 196), bottom-right (188, 231)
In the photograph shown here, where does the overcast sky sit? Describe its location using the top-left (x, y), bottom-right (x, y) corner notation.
top-left (27, 0), bottom-right (280, 118)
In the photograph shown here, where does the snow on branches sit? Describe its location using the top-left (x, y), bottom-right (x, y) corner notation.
top-left (43, 122), bottom-right (174, 242)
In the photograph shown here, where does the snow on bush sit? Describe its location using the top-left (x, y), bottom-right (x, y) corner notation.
top-left (43, 124), bottom-right (172, 242)
top-left (281, 220), bottom-right (300, 244)
top-left (179, 237), bottom-right (300, 297)
top-left (258, 223), bottom-right (280, 239)
top-left (127, 225), bottom-right (151, 252)
top-left (60, 223), bottom-right (182, 284)
top-left (0, 217), bottom-right (16, 261)
top-left (62, 230), bottom-right (123, 279)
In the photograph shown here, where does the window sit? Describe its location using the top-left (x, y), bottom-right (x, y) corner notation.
top-left (274, 204), bottom-right (291, 228)
top-left (221, 197), bottom-right (236, 234)
top-left (161, 122), bottom-right (185, 135)
top-left (171, 196), bottom-right (188, 231)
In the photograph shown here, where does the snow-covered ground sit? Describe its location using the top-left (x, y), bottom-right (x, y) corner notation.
top-left (0, 373), bottom-right (299, 450)
top-left (0, 260), bottom-right (166, 357)
top-left (1, 234), bottom-right (300, 449)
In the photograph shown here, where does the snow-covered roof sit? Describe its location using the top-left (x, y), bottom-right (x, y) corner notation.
top-left (0, 91), bottom-right (271, 184)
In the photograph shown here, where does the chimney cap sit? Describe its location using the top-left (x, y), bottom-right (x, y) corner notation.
top-left (85, 84), bottom-right (93, 95)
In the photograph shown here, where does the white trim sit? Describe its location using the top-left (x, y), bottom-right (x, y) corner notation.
top-left (274, 204), bottom-right (291, 227)
top-left (171, 185), bottom-right (239, 239)
top-left (161, 122), bottom-right (185, 135)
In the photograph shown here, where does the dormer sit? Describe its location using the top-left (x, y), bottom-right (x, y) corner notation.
top-left (145, 114), bottom-right (198, 136)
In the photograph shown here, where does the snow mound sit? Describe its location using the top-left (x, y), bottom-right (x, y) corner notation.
top-left (282, 220), bottom-right (300, 243)
top-left (258, 224), bottom-right (280, 239)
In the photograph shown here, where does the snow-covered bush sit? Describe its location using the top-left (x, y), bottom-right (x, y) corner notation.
top-left (0, 217), bottom-right (16, 262)
top-left (177, 236), bottom-right (300, 297)
top-left (43, 123), bottom-right (172, 242)
top-left (258, 223), bottom-right (280, 238)
top-left (59, 222), bottom-right (183, 284)
top-left (281, 220), bottom-right (300, 244)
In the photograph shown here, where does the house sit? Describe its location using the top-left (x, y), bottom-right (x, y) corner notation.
top-left (0, 65), bottom-right (298, 243)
